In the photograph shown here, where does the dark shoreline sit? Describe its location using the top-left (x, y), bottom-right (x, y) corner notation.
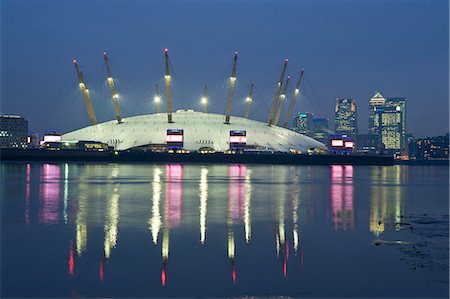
top-left (1, 148), bottom-right (448, 166)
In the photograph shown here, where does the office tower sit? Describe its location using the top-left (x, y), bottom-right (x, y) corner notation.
top-left (368, 92), bottom-right (386, 143)
top-left (293, 112), bottom-right (314, 136)
top-left (385, 97), bottom-right (406, 151)
top-left (312, 118), bottom-right (329, 144)
top-left (368, 92), bottom-right (407, 152)
top-left (0, 115), bottom-right (28, 148)
top-left (335, 98), bottom-right (358, 139)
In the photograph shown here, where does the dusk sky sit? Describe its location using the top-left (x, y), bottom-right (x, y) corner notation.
top-left (1, 0), bottom-right (448, 137)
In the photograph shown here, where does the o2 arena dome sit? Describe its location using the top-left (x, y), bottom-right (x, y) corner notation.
top-left (62, 110), bottom-right (325, 152)
top-left (63, 50), bottom-right (326, 153)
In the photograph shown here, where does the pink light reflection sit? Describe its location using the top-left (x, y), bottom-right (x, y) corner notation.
top-left (228, 165), bottom-right (246, 222)
top-left (330, 165), bottom-right (354, 230)
top-left (39, 164), bottom-right (61, 224)
top-left (166, 164), bottom-right (183, 226)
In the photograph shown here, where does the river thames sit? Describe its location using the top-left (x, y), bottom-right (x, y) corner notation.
top-left (1, 162), bottom-right (448, 298)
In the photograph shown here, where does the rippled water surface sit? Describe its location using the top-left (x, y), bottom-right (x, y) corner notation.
top-left (1, 162), bottom-right (448, 298)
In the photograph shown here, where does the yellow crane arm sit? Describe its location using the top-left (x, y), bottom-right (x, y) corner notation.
top-left (244, 82), bottom-right (254, 119)
top-left (267, 59), bottom-right (288, 125)
top-left (165, 49), bottom-right (173, 123)
top-left (283, 68), bottom-right (304, 128)
top-left (73, 60), bottom-right (97, 125)
top-left (224, 52), bottom-right (238, 124)
top-left (274, 75), bottom-right (291, 125)
top-left (103, 52), bottom-right (122, 123)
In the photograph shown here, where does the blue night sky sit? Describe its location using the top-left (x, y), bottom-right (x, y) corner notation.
top-left (1, 0), bottom-right (448, 137)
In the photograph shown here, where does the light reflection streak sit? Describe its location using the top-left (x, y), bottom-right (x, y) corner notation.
top-left (291, 169), bottom-right (300, 254)
top-left (161, 164), bottom-right (183, 286)
top-left (104, 165), bottom-right (120, 260)
top-left (63, 163), bottom-right (69, 224)
top-left (104, 189), bottom-right (120, 259)
top-left (370, 166), bottom-right (404, 236)
top-left (39, 164), bottom-right (61, 224)
top-left (76, 173), bottom-right (88, 256)
top-left (150, 168), bottom-right (162, 245)
top-left (244, 169), bottom-right (252, 243)
top-left (199, 168), bottom-right (208, 244)
top-left (330, 165), bottom-right (354, 231)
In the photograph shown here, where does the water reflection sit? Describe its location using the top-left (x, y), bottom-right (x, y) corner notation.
top-left (104, 165), bottom-right (120, 259)
top-left (199, 167), bottom-right (208, 244)
top-left (150, 167), bottom-right (162, 245)
top-left (39, 164), bottom-right (61, 224)
top-left (330, 165), bottom-right (354, 231)
top-left (162, 164), bottom-right (183, 286)
top-left (369, 166), bottom-right (405, 236)
top-left (7, 162), bottom-right (429, 296)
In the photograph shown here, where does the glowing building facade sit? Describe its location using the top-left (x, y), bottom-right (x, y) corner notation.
top-left (334, 98), bottom-right (357, 139)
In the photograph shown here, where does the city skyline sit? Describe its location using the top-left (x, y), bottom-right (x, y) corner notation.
top-left (1, 0), bottom-right (448, 138)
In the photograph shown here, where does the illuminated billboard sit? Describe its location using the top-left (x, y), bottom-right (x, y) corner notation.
top-left (166, 129), bottom-right (184, 150)
top-left (331, 139), bottom-right (344, 147)
top-left (344, 141), bottom-right (354, 148)
top-left (166, 135), bottom-right (183, 142)
top-left (230, 130), bottom-right (247, 150)
top-left (44, 135), bottom-right (62, 143)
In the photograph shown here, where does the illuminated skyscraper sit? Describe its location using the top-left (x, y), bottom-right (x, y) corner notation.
top-left (373, 97), bottom-right (406, 154)
top-left (334, 98), bottom-right (358, 139)
top-left (368, 92), bottom-right (386, 144)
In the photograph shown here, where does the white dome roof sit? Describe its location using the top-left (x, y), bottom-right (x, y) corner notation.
top-left (62, 110), bottom-right (326, 152)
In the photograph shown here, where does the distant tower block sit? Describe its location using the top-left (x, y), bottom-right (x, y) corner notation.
top-left (103, 52), bottom-right (122, 123)
top-left (164, 49), bottom-right (174, 123)
top-left (201, 84), bottom-right (208, 113)
top-left (73, 59), bottom-right (97, 125)
top-left (224, 51), bottom-right (238, 124)
top-left (268, 59), bottom-right (288, 126)
top-left (283, 68), bottom-right (304, 128)
top-left (244, 82), bottom-right (254, 119)
top-left (274, 75), bottom-right (291, 125)
top-left (154, 84), bottom-right (161, 113)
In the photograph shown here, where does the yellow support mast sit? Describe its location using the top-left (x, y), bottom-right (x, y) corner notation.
top-left (164, 49), bottom-right (173, 123)
top-left (224, 51), bottom-right (238, 124)
top-left (283, 68), bottom-right (304, 128)
top-left (244, 82), bottom-right (254, 119)
top-left (154, 84), bottom-right (161, 113)
top-left (267, 59), bottom-right (288, 126)
top-left (201, 84), bottom-right (208, 113)
top-left (274, 75), bottom-right (291, 125)
top-left (103, 52), bottom-right (122, 124)
top-left (73, 59), bottom-right (97, 125)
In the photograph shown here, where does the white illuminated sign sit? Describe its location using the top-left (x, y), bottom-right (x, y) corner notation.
top-left (331, 139), bottom-right (344, 147)
top-left (166, 135), bottom-right (183, 142)
top-left (44, 135), bottom-right (61, 142)
top-left (230, 136), bottom-right (247, 143)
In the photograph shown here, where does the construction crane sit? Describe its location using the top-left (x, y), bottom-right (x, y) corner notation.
top-left (224, 51), bottom-right (238, 124)
top-left (283, 68), bottom-right (305, 128)
top-left (164, 49), bottom-right (173, 123)
top-left (201, 84), bottom-right (208, 113)
top-left (267, 59), bottom-right (288, 126)
top-left (244, 82), bottom-right (254, 119)
top-left (273, 76), bottom-right (291, 125)
top-left (103, 52), bottom-right (122, 124)
top-left (73, 59), bottom-right (97, 125)
top-left (154, 84), bottom-right (161, 113)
